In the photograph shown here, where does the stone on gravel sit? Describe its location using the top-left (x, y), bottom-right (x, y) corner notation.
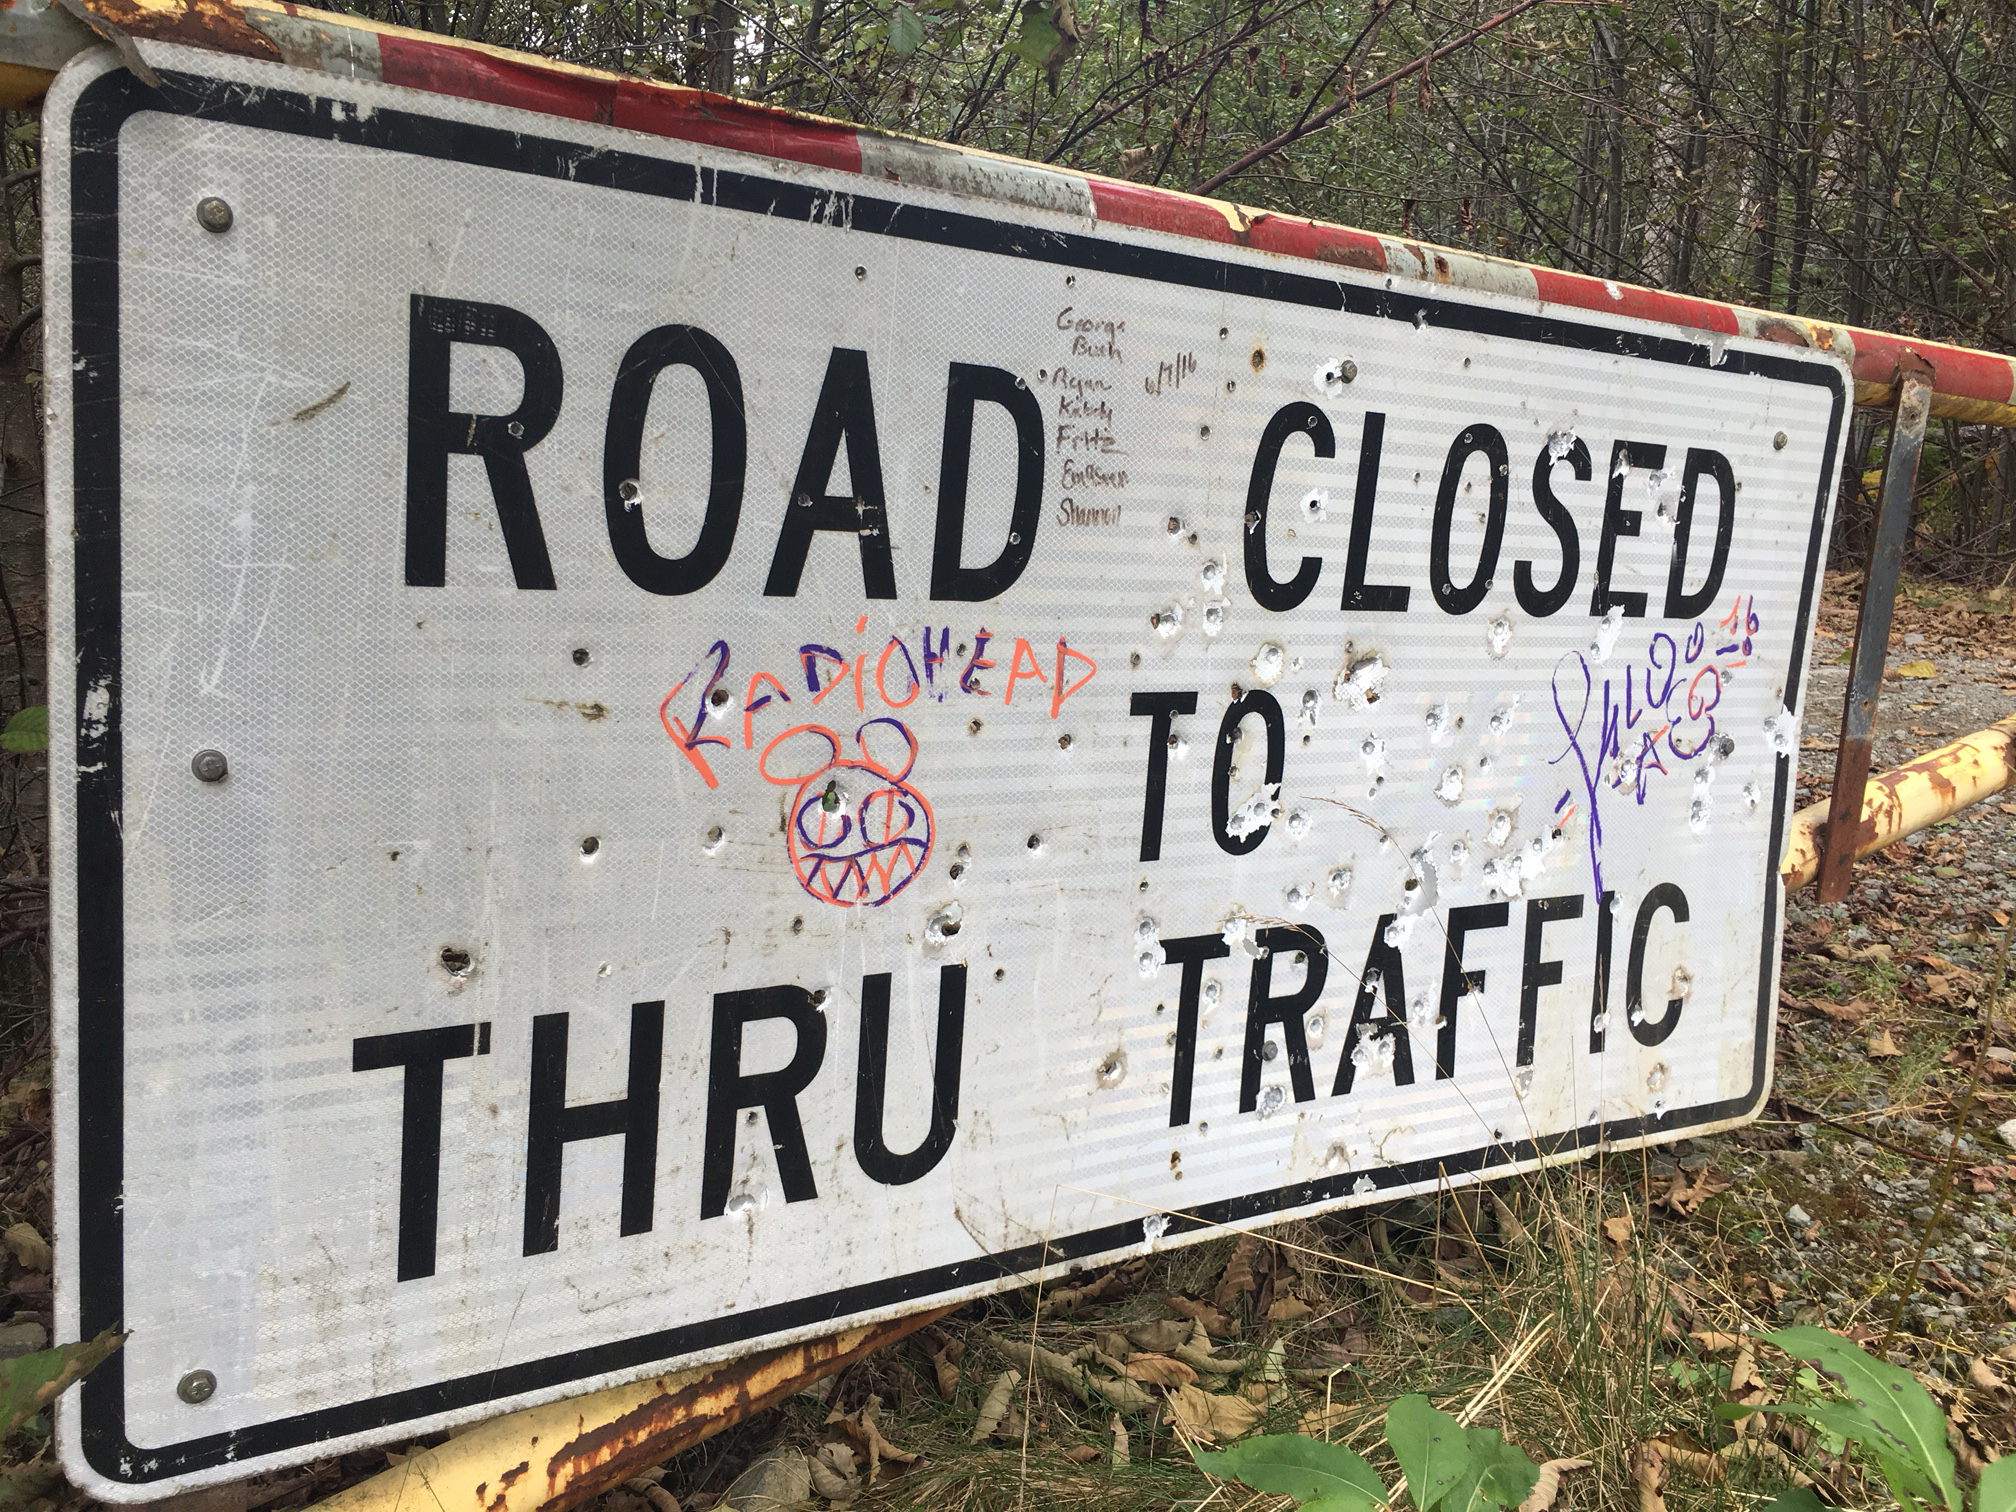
top-left (1786, 1203), bottom-right (1814, 1228)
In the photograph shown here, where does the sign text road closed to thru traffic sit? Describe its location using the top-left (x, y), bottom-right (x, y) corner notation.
top-left (48, 43), bottom-right (1846, 1495)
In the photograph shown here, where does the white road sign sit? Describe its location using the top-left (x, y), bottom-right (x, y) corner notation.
top-left (49, 41), bottom-right (1847, 1495)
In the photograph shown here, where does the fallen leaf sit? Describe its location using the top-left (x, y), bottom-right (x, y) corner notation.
top-left (1124, 1319), bottom-right (1192, 1353)
top-left (1124, 1353), bottom-right (1198, 1388)
top-left (1806, 997), bottom-right (1871, 1024)
top-left (2, 1224), bottom-right (49, 1273)
top-left (1213, 1235), bottom-right (1261, 1308)
top-left (1060, 1444), bottom-right (1100, 1464)
top-left (1968, 1357), bottom-right (2007, 1394)
top-left (1166, 1294), bottom-right (1241, 1338)
top-left (1893, 660), bottom-right (1938, 678)
top-left (1634, 1440), bottom-right (1668, 1512)
top-left (826, 1395), bottom-right (917, 1483)
top-left (1266, 1295), bottom-right (1314, 1322)
top-left (1110, 1412), bottom-right (1130, 1465)
top-left (971, 1369), bottom-right (1021, 1442)
top-left (1164, 1380), bottom-right (1268, 1443)
top-left (1868, 1027), bottom-right (1903, 1058)
top-left (1689, 1331), bottom-right (1748, 1352)
top-left (1519, 1458), bottom-right (1594, 1512)
top-left (1662, 1167), bottom-right (1732, 1216)
top-left (1489, 1192), bottom-right (1528, 1247)
top-left (1603, 1215), bottom-right (1634, 1246)
top-left (809, 1442), bottom-right (860, 1503)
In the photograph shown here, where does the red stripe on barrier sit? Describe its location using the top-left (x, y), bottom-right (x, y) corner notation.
top-left (378, 36), bottom-right (617, 124)
top-left (1846, 332), bottom-right (2016, 404)
top-left (1086, 179), bottom-right (1237, 245)
top-left (610, 80), bottom-right (863, 173)
top-left (1531, 267), bottom-right (1740, 336)
top-left (1244, 215), bottom-right (1389, 273)
top-left (376, 37), bottom-right (864, 173)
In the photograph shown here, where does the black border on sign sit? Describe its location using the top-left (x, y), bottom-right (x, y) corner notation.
top-left (64, 61), bottom-right (1846, 1483)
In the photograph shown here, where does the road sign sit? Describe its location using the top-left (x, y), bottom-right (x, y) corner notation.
top-left (49, 40), bottom-right (1847, 1495)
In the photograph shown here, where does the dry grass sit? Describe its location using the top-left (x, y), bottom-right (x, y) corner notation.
top-left (652, 1158), bottom-right (1827, 1512)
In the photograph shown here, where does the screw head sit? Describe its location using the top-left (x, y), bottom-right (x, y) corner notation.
top-left (178, 1369), bottom-right (217, 1404)
top-left (1773, 430), bottom-right (1789, 450)
top-left (190, 749), bottom-right (228, 783)
top-left (1340, 359), bottom-right (1359, 383)
top-left (195, 197), bottom-right (234, 233)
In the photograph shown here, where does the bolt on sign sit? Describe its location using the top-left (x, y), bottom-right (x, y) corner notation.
top-left (48, 39), bottom-right (1847, 1496)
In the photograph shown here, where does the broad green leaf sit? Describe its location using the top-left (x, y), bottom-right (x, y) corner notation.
top-left (1010, 6), bottom-right (1061, 64)
top-left (0, 1328), bottom-right (123, 1439)
top-left (1978, 1455), bottom-right (2016, 1512)
top-left (1, 706), bottom-right (45, 755)
top-left (888, 5), bottom-right (924, 53)
top-left (1304, 1495), bottom-right (1385, 1512)
top-left (1193, 1434), bottom-right (1387, 1508)
top-left (1761, 1327), bottom-right (1961, 1512)
top-left (1756, 1492), bottom-right (1833, 1512)
top-left (1717, 1395), bottom-right (1933, 1498)
top-left (1386, 1396), bottom-right (1472, 1512)
top-left (1441, 1432), bottom-right (1541, 1512)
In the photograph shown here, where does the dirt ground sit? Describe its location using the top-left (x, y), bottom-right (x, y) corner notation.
top-left (6, 575), bottom-right (2016, 1512)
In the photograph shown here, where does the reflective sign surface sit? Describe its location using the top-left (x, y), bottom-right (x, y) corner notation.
top-left (48, 44), bottom-right (1846, 1494)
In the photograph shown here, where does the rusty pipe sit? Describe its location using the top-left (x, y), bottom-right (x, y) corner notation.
top-left (306, 1307), bottom-right (953, 1512)
top-left (1782, 713), bottom-right (2016, 891)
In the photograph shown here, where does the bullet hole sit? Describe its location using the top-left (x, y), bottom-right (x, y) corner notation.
top-left (1225, 380), bottom-right (1237, 394)
top-left (950, 862), bottom-right (966, 880)
top-left (969, 718), bottom-right (984, 735)
top-left (572, 647), bottom-right (590, 665)
top-left (1166, 515), bottom-right (1182, 534)
top-left (821, 782), bottom-right (840, 812)
top-left (1167, 732), bottom-right (1179, 748)
top-left (580, 836), bottom-right (601, 858)
top-left (704, 825), bottom-right (726, 850)
top-left (709, 686), bottom-right (730, 708)
top-left (1250, 347), bottom-right (1267, 372)
top-left (812, 988), bottom-right (829, 1006)
top-left (1219, 326), bottom-right (1229, 338)
top-left (1187, 532), bottom-right (1199, 546)
top-left (746, 1110), bottom-right (759, 1125)
top-left (1096, 1050), bottom-right (1127, 1087)
top-left (617, 478), bottom-right (641, 505)
top-left (1058, 734), bottom-right (1074, 749)
top-left (1027, 833), bottom-right (1044, 850)
top-left (956, 643), bottom-right (968, 657)
top-left (791, 915), bottom-right (804, 933)
top-left (1138, 877), bottom-right (1150, 892)
top-left (1155, 1001), bottom-right (1166, 1014)
top-left (1199, 424), bottom-right (1211, 440)
top-left (1169, 1150), bottom-right (1182, 1170)
top-left (994, 967), bottom-right (1006, 981)
top-left (1066, 274), bottom-right (1077, 287)
top-left (1130, 651), bottom-right (1142, 668)
top-left (854, 265), bottom-right (867, 280)
top-left (1262, 1040), bottom-right (1279, 1061)
top-left (1403, 876), bottom-right (1420, 892)
top-left (1197, 1120), bottom-right (1210, 1134)
top-left (439, 946), bottom-right (473, 977)
top-left (1462, 357), bottom-right (1471, 369)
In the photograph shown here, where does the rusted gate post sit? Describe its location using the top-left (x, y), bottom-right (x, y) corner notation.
top-left (1817, 365), bottom-right (1934, 902)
